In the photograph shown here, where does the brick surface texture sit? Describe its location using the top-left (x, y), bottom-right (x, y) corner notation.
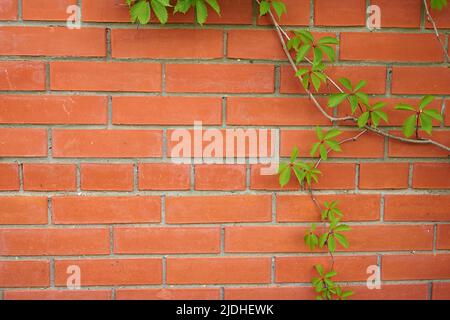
top-left (0, 0), bottom-right (449, 300)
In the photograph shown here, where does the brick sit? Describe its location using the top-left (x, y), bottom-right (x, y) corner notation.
top-left (350, 284), bottom-right (428, 300)
top-left (114, 227), bottom-right (220, 254)
top-left (370, 0), bottom-right (421, 28)
top-left (340, 33), bottom-right (444, 62)
top-left (52, 196), bottom-right (161, 224)
top-left (50, 61), bottom-right (162, 92)
top-left (205, 0), bottom-right (253, 24)
top-left (392, 67), bottom-right (450, 95)
top-left (388, 131), bottom-right (450, 158)
top-left (22, 0), bottom-right (76, 21)
top-left (227, 97), bottom-right (330, 126)
top-left (0, 163), bottom-right (19, 190)
top-left (52, 129), bottom-right (162, 158)
top-left (359, 163), bottom-right (409, 190)
top-left (433, 283), bottom-right (450, 300)
top-left (139, 163), bottom-right (190, 191)
top-left (112, 29), bottom-right (223, 59)
top-left (281, 130), bottom-right (385, 158)
top-left (4, 290), bottom-right (112, 300)
top-left (280, 65), bottom-right (387, 94)
top-left (250, 164), bottom-right (302, 191)
top-left (23, 164), bottom-right (76, 191)
top-left (224, 225), bottom-right (432, 253)
top-left (313, 163), bottom-right (356, 190)
top-left (0, 197), bottom-right (48, 225)
top-left (0, 95), bottom-right (107, 124)
top-left (0, 61), bottom-right (45, 90)
top-left (275, 256), bottom-right (377, 283)
top-left (0, 0), bottom-right (17, 20)
top-left (0, 228), bottom-right (110, 256)
top-left (258, 0), bottom-right (310, 26)
top-left (0, 261), bottom-right (50, 287)
top-left (0, 128), bottom-right (47, 157)
top-left (383, 254), bottom-right (450, 280)
top-left (112, 96), bottom-right (222, 125)
top-left (385, 195), bottom-right (450, 221)
top-left (412, 163), bottom-right (450, 189)
top-left (81, 163), bottom-right (134, 191)
top-left (227, 30), bottom-right (285, 60)
top-left (166, 64), bottom-right (274, 93)
top-left (225, 287), bottom-right (314, 300)
top-left (276, 195), bottom-right (381, 222)
top-left (195, 164), bottom-right (246, 191)
top-left (116, 288), bottom-right (220, 300)
top-left (166, 195), bottom-right (272, 224)
top-left (55, 259), bottom-right (162, 286)
top-left (437, 225), bottom-right (450, 250)
top-left (167, 258), bottom-right (271, 284)
top-left (0, 27), bottom-right (106, 57)
top-left (314, 0), bottom-right (366, 26)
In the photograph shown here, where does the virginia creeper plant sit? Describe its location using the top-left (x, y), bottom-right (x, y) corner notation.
top-left (124, 0), bottom-right (450, 300)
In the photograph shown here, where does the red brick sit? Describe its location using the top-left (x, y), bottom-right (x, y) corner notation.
top-left (227, 97), bottom-right (330, 126)
top-left (224, 225), bottom-right (432, 253)
top-left (166, 195), bottom-right (272, 224)
top-left (258, 0), bottom-right (310, 26)
top-left (314, 0), bottom-right (366, 26)
top-left (433, 283), bottom-right (450, 300)
top-left (313, 163), bottom-right (356, 190)
top-left (55, 259), bottom-right (162, 286)
top-left (359, 163), bottom-right (410, 189)
top-left (52, 196), bottom-right (161, 224)
top-left (388, 131), bottom-right (450, 158)
top-left (0, 27), bottom-right (105, 57)
top-left (23, 164), bottom-right (76, 191)
top-left (4, 290), bottom-right (112, 300)
top-left (167, 258), bottom-right (271, 284)
top-left (0, 128), bottom-right (47, 157)
top-left (281, 130), bottom-right (385, 158)
top-left (371, 0), bottom-right (421, 28)
top-left (81, 163), bottom-right (134, 191)
top-left (276, 194), bottom-right (381, 222)
top-left (0, 61), bottom-right (45, 90)
top-left (0, 228), bottom-right (110, 256)
top-left (0, 0), bottom-right (17, 20)
top-left (0, 197), bottom-right (48, 225)
top-left (195, 164), bottom-right (246, 191)
top-left (280, 65), bottom-right (387, 94)
top-left (341, 33), bottom-right (444, 62)
top-left (413, 163), bottom-right (450, 189)
top-left (250, 164), bottom-right (301, 191)
top-left (385, 195), bottom-right (450, 221)
top-left (0, 260), bottom-right (50, 288)
top-left (275, 256), bottom-right (377, 282)
top-left (225, 287), bottom-right (314, 300)
top-left (22, 0), bottom-right (76, 21)
top-left (205, 0), bottom-right (253, 24)
top-left (112, 96), bottom-right (222, 125)
top-left (383, 254), bottom-right (450, 280)
top-left (166, 64), bottom-right (274, 93)
top-left (114, 227), bottom-right (220, 254)
top-left (50, 61), bottom-right (162, 92)
top-left (0, 163), bottom-right (19, 191)
top-left (227, 30), bottom-right (285, 60)
top-left (350, 284), bottom-right (428, 300)
top-left (112, 29), bottom-right (223, 59)
top-left (116, 288), bottom-right (220, 300)
top-left (392, 67), bottom-right (450, 95)
top-left (139, 163), bottom-right (190, 191)
top-left (437, 225), bottom-right (450, 250)
top-left (0, 95), bottom-right (107, 124)
top-left (52, 129), bottom-right (162, 158)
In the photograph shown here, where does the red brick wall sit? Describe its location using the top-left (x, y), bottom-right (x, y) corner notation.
top-left (0, 0), bottom-right (449, 300)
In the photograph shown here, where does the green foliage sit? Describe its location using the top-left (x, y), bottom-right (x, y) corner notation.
top-left (310, 127), bottom-right (342, 160)
top-left (278, 147), bottom-right (321, 188)
top-left (431, 0), bottom-right (448, 10)
top-left (259, 0), bottom-right (287, 19)
top-left (328, 77), bottom-right (369, 114)
top-left (288, 30), bottom-right (339, 64)
top-left (312, 265), bottom-right (354, 300)
top-left (295, 63), bottom-right (327, 92)
top-left (357, 101), bottom-right (389, 128)
top-left (395, 95), bottom-right (443, 138)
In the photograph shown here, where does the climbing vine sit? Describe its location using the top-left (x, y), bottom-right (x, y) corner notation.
top-left (124, 0), bottom-right (450, 300)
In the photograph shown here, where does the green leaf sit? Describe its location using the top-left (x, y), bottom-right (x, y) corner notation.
top-left (423, 109), bottom-right (443, 122)
top-left (326, 140), bottom-right (342, 152)
top-left (403, 114), bottom-right (417, 138)
top-left (271, 0), bottom-right (287, 19)
top-left (130, 0), bottom-right (151, 24)
top-left (279, 165), bottom-right (291, 187)
top-left (353, 80), bottom-right (367, 92)
top-left (259, 0), bottom-right (271, 16)
top-left (339, 77), bottom-right (353, 91)
top-left (318, 36), bottom-right (339, 45)
top-left (325, 270), bottom-right (337, 278)
top-left (319, 45), bottom-right (336, 62)
top-left (431, 0), bottom-right (448, 11)
top-left (316, 126), bottom-right (324, 140)
top-left (319, 233), bottom-right (328, 248)
top-left (205, 0), bottom-right (221, 15)
top-left (420, 113), bottom-right (433, 135)
top-left (310, 142), bottom-right (320, 157)
top-left (327, 236), bottom-right (336, 253)
top-left (315, 264), bottom-right (324, 276)
top-left (151, 0), bottom-right (169, 24)
top-left (195, 0), bottom-right (208, 25)
top-left (419, 95), bottom-right (435, 110)
top-left (334, 233), bottom-right (349, 248)
top-left (395, 103), bottom-right (416, 112)
top-left (290, 146), bottom-right (299, 163)
top-left (313, 47), bottom-right (323, 65)
top-left (296, 30), bottom-right (314, 44)
top-left (296, 44), bottom-right (311, 64)
top-left (355, 92), bottom-right (369, 106)
top-left (328, 93), bottom-right (349, 108)
top-left (348, 95), bottom-right (359, 114)
top-left (334, 224), bottom-right (351, 232)
top-left (324, 129), bottom-right (342, 140)
top-left (319, 144), bottom-right (328, 160)
top-left (357, 111), bottom-right (370, 128)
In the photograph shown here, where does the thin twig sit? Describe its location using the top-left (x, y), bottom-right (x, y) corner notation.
top-left (423, 0), bottom-right (450, 61)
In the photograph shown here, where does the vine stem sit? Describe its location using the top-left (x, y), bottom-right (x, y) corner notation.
top-left (263, 3), bottom-right (450, 153)
top-left (423, 0), bottom-right (450, 62)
